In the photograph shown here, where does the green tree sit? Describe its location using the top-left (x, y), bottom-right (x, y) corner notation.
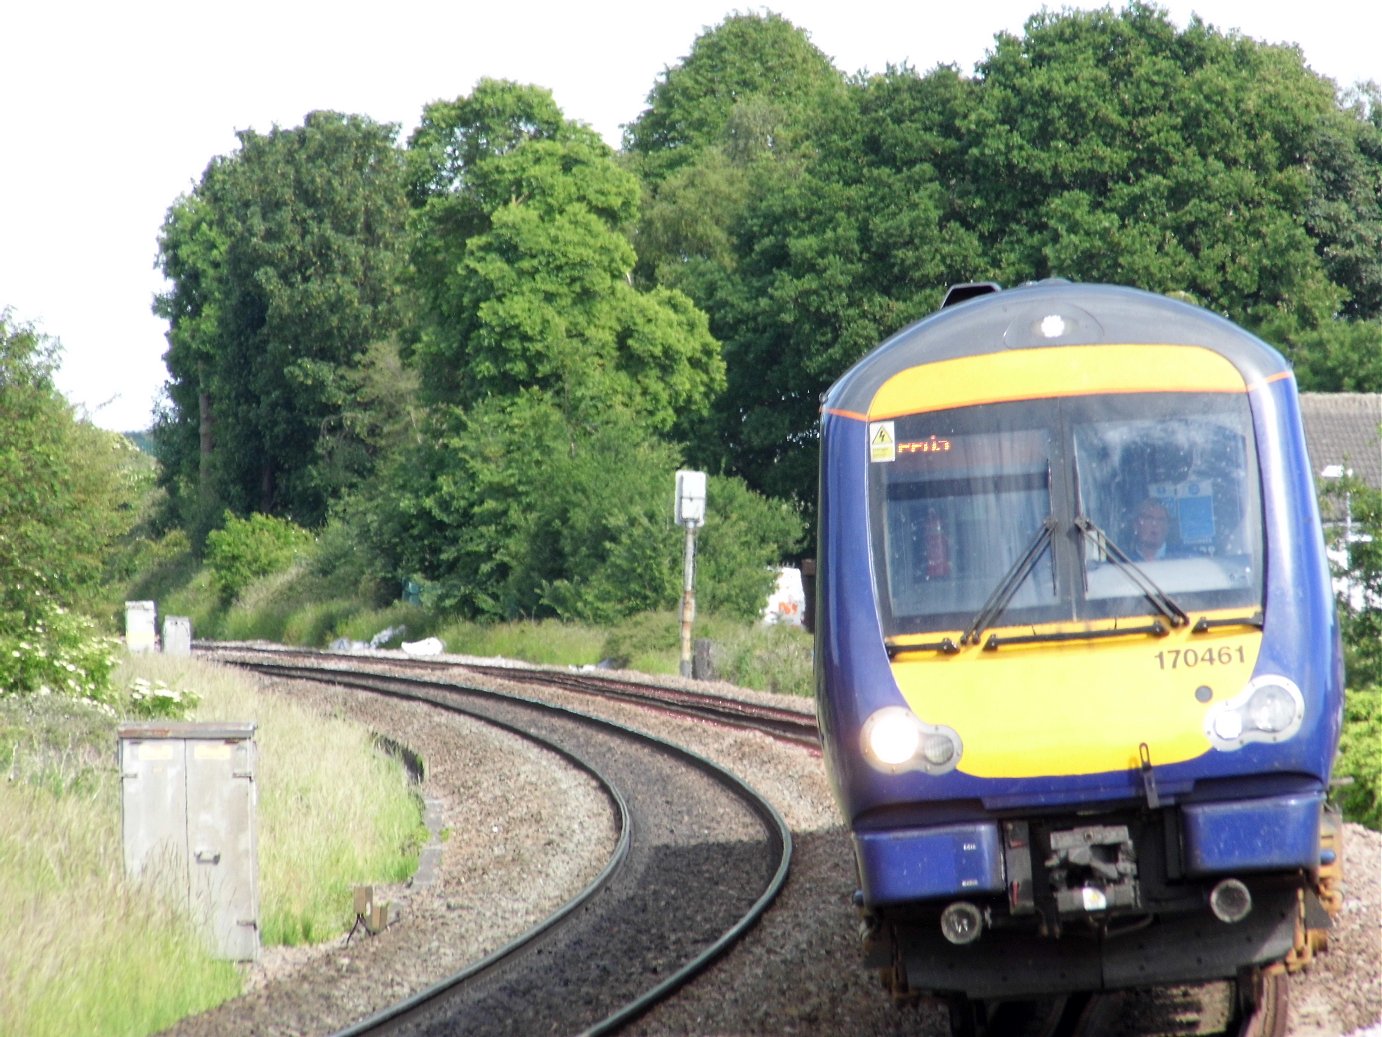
top-left (623, 11), bottom-right (847, 184)
top-left (675, 64), bottom-right (985, 510)
top-left (0, 311), bottom-right (134, 615)
top-left (961, 3), bottom-right (1345, 334)
top-left (405, 81), bottom-right (572, 335)
top-left (313, 336), bottom-right (423, 499)
top-left (1301, 83), bottom-right (1382, 323)
top-left (407, 80), bottom-right (724, 429)
top-left (0, 311), bottom-right (130, 698)
top-left (1321, 476), bottom-right (1382, 827)
top-left (364, 394), bottom-right (799, 622)
top-left (1324, 478), bottom-right (1382, 687)
top-left (347, 78), bottom-right (798, 622)
top-left (152, 186), bottom-right (226, 536)
top-left (626, 12), bottom-right (850, 305)
top-left (154, 111), bottom-right (410, 529)
top-left (648, 4), bottom-right (1382, 522)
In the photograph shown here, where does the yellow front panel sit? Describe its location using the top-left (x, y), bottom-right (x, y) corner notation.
top-left (891, 621), bottom-right (1262, 778)
top-left (868, 345), bottom-right (1248, 420)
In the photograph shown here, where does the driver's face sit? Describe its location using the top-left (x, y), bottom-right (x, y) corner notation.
top-left (1134, 505), bottom-right (1169, 545)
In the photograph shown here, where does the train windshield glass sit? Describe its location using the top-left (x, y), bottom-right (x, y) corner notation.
top-left (868, 405), bottom-right (1059, 634)
top-left (867, 393), bottom-right (1263, 637)
top-left (1072, 394), bottom-right (1263, 616)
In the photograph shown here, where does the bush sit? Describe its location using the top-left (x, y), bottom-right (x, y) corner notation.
top-left (602, 611), bottom-right (680, 670)
top-left (1336, 685), bottom-right (1382, 830)
top-left (125, 676), bottom-right (200, 719)
top-left (1, 312), bottom-right (142, 623)
top-left (308, 512), bottom-right (399, 606)
top-left (204, 513), bottom-right (314, 604)
top-left (695, 477), bottom-right (805, 619)
top-left (0, 601), bottom-right (120, 704)
top-left (361, 397), bottom-right (803, 626)
top-left (710, 621), bottom-right (813, 696)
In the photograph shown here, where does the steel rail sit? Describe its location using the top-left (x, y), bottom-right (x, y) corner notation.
top-left (455, 661), bottom-right (821, 750)
top-left (200, 641), bottom-right (820, 749)
top-left (211, 651), bottom-right (794, 1036)
top-left (243, 665), bottom-right (634, 1037)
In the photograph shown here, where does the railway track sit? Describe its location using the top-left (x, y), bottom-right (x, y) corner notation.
top-left (194, 644), bottom-right (1313, 1037)
top-left (202, 642), bottom-right (821, 750)
top-left (203, 646), bottom-right (793, 1036)
top-left (451, 660), bottom-right (821, 751)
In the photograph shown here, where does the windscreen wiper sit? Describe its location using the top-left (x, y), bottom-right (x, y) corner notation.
top-left (885, 634), bottom-right (961, 657)
top-left (1075, 515), bottom-right (1190, 629)
top-left (982, 621), bottom-right (1172, 650)
top-left (961, 516), bottom-right (1058, 647)
top-left (1192, 611), bottom-right (1263, 633)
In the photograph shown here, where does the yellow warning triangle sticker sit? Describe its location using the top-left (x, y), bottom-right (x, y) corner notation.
top-left (869, 421), bottom-right (896, 462)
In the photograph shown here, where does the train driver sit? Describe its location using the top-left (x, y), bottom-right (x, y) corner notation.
top-left (1129, 498), bottom-right (1175, 561)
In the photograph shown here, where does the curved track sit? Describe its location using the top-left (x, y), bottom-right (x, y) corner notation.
top-left (204, 643), bottom-right (820, 749)
top-left (454, 661), bottom-right (821, 751)
top-left (200, 644), bottom-right (1299, 1037)
top-left (206, 647), bottom-right (793, 1036)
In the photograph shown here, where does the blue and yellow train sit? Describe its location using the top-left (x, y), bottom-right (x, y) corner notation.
top-left (815, 281), bottom-right (1345, 1029)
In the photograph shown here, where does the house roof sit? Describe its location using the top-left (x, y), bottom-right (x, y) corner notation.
top-left (1299, 393), bottom-right (1382, 489)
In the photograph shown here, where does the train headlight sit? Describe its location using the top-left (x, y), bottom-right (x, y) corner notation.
top-left (861, 707), bottom-right (962, 774)
top-left (865, 708), bottom-right (921, 766)
top-left (1247, 684), bottom-right (1298, 733)
top-left (921, 733), bottom-right (957, 766)
top-left (1205, 676), bottom-right (1305, 751)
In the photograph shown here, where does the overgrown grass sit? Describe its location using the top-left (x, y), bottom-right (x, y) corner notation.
top-left (0, 653), bottom-right (426, 1036)
top-left (133, 654), bottom-right (428, 944)
top-left (599, 610), bottom-right (814, 694)
top-left (157, 541), bottom-right (816, 696)
top-left (435, 616), bottom-right (607, 666)
top-left (1, 695), bottom-right (240, 1037)
top-left (2, 781), bottom-right (243, 1037)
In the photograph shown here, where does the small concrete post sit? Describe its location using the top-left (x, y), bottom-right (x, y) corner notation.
top-left (163, 616), bottom-right (192, 655)
top-left (124, 601), bottom-right (158, 653)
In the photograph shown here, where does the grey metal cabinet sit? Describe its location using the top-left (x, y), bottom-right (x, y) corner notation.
top-left (118, 722), bottom-right (260, 961)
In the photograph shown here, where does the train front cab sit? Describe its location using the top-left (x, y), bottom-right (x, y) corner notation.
top-left (814, 284), bottom-right (1345, 1017)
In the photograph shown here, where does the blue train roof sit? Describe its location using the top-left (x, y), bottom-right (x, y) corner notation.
top-left (824, 281), bottom-right (1293, 415)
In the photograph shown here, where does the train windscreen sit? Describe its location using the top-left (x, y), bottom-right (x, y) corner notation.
top-left (867, 393), bottom-right (1263, 637)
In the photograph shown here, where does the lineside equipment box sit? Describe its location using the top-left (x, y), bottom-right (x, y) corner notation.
top-left (118, 722), bottom-right (260, 960)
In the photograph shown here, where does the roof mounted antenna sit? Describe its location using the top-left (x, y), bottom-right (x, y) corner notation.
top-left (941, 282), bottom-right (1002, 308)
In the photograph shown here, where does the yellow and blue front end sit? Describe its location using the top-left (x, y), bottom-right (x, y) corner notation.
top-left (815, 283), bottom-right (1343, 999)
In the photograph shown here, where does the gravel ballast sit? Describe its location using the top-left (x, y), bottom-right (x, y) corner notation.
top-left (163, 657), bottom-right (1381, 1037)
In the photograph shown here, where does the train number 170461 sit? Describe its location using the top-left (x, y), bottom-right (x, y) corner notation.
top-left (1155, 645), bottom-right (1247, 670)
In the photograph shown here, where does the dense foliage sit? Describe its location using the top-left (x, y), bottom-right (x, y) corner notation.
top-left (132, 5), bottom-right (1382, 637)
top-left (0, 311), bottom-right (133, 700)
top-left (155, 112), bottom-right (411, 534)
top-left (1321, 478), bottom-right (1382, 827)
top-left (204, 512), bottom-right (315, 605)
top-left (633, 6), bottom-right (1382, 520)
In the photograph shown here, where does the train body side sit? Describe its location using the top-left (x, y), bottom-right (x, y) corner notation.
top-left (814, 283), bottom-right (1343, 999)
